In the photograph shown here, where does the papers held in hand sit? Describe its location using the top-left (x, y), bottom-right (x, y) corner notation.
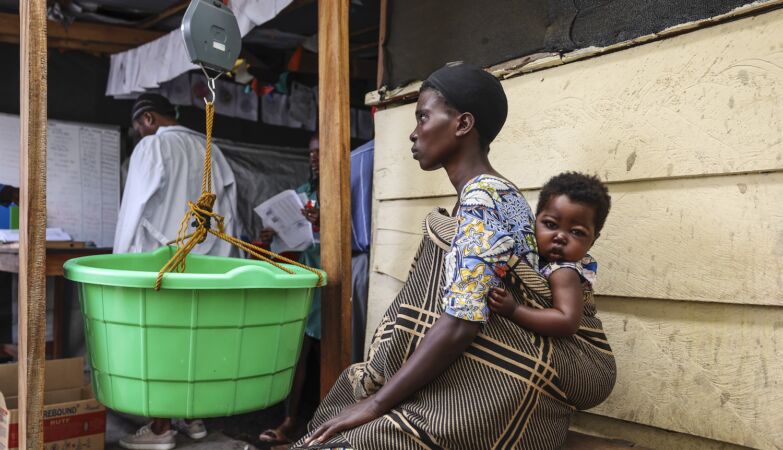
top-left (254, 189), bottom-right (314, 253)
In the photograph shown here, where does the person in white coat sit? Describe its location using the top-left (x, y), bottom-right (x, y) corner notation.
top-left (116, 93), bottom-right (238, 450)
top-left (114, 93), bottom-right (239, 257)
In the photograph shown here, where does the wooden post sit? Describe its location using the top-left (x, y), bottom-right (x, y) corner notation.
top-left (318, 0), bottom-right (353, 397)
top-left (376, 0), bottom-right (388, 89)
top-left (19, 0), bottom-right (48, 449)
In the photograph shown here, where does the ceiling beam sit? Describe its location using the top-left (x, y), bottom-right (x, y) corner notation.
top-left (350, 24), bottom-right (379, 38)
top-left (137, 1), bottom-right (189, 29)
top-left (0, 34), bottom-right (129, 54)
top-left (349, 41), bottom-right (378, 54)
top-left (0, 12), bottom-right (164, 53)
top-left (376, 0), bottom-right (388, 88)
top-left (294, 49), bottom-right (376, 81)
top-left (281, 0), bottom-right (315, 15)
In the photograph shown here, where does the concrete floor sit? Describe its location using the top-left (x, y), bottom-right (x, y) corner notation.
top-left (103, 409), bottom-right (649, 450)
top-left (95, 349), bottom-right (646, 450)
top-left (107, 432), bottom-right (256, 450)
top-left (103, 400), bottom-right (307, 450)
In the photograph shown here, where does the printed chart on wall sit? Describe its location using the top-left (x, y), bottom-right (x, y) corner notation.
top-left (0, 113), bottom-right (120, 247)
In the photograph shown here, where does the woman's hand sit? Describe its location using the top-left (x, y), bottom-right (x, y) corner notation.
top-left (259, 228), bottom-right (276, 244)
top-left (304, 396), bottom-right (384, 446)
top-left (488, 287), bottom-right (517, 318)
top-left (301, 206), bottom-right (320, 227)
top-left (304, 315), bottom-right (479, 446)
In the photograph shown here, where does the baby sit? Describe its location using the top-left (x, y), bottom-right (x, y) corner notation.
top-left (489, 172), bottom-right (611, 337)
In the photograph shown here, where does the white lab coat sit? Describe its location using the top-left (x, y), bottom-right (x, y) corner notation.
top-left (114, 125), bottom-right (239, 257)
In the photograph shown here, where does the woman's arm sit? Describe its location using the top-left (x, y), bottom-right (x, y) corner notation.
top-left (373, 313), bottom-right (480, 408)
top-left (305, 314), bottom-right (480, 444)
top-left (489, 268), bottom-right (583, 337)
top-left (306, 179), bottom-right (523, 445)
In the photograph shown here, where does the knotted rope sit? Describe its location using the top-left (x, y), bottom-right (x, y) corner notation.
top-left (155, 100), bottom-right (324, 290)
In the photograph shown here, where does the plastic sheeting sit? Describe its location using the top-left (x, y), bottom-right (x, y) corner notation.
top-left (215, 138), bottom-right (309, 241)
top-left (119, 139), bottom-right (309, 244)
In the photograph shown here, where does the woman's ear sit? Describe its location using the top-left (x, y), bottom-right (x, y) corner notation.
top-left (455, 111), bottom-right (476, 137)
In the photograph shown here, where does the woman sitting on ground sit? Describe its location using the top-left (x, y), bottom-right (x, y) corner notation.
top-left (294, 63), bottom-right (617, 450)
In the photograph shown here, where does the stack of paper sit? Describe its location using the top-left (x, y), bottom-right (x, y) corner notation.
top-left (254, 190), bottom-right (313, 253)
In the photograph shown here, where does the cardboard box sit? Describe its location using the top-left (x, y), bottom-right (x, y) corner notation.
top-left (0, 358), bottom-right (105, 449)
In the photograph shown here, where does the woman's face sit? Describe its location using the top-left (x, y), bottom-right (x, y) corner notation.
top-left (309, 136), bottom-right (320, 178)
top-left (409, 89), bottom-right (458, 171)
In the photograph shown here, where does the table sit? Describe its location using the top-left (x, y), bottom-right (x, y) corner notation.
top-left (0, 243), bottom-right (112, 358)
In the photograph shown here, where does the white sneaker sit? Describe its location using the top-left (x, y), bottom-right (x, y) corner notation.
top-left (173, 419), bottom-right (208, 440)
top-left (119, 423), bottom-right (176, 450)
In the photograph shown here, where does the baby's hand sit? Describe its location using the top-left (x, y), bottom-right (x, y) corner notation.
top-left (488, 287), bottom-right (517, 318)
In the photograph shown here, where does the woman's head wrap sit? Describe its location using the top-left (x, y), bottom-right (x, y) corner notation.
top-left (131, 93), bottom-right (177, 122)
top-left (421, 63), bottom-right (508, 145)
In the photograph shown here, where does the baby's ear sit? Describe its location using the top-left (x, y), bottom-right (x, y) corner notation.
top-left (592, 232), bottom-right (601, 245)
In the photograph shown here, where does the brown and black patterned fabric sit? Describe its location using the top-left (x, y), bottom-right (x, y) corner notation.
top-left (294, 209), bottom-right (616, 450)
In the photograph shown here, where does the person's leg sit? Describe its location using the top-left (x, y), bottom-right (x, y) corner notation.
top-left (120, 418), bottom-right (176, 450)
top-left (173, 418), bottom-right (208, 440)
top-left (150, 418), bottom-right (171, 435)
top-left (351, 253), bottom-right (370, 363)
top-left (286, 335), bottom-right (315, 420)
top-left (261, 249), bottom-right (322, 443)
top-left (259, 335), bottom-right (315, 443)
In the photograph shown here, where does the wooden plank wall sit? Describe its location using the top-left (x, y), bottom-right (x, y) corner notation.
top-left (366, 9), bottom-right (783, 450)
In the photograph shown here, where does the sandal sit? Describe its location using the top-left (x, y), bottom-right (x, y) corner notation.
top-left (259, 429), bottom-right (292, 444)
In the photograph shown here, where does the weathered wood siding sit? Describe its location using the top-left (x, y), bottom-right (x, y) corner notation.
top-left (366, 8), bottom-right (783, 450)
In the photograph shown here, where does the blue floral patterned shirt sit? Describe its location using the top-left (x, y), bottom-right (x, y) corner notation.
top-left (442, 175), bottom-right (538, 323)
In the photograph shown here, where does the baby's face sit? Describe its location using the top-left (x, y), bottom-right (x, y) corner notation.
top-left (535, 195), bottom-right (597, 264)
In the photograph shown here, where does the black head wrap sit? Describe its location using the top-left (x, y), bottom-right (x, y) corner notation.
top-left (421, 63), bottom-right (508, 146)
top-left (131, 93), bottom-right (177, 122)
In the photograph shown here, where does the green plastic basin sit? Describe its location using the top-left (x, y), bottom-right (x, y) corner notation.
top-left (63, 246), bottom-right (325, 418)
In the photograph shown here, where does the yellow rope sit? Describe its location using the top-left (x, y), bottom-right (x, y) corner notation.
top-left (203, 102), bottom-right (214, 194)
top-left (154, 100), bottom-right (324, 290)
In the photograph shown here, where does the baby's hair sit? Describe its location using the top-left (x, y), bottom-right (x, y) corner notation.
top-left (537, 172), bottom-right (612, 234)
